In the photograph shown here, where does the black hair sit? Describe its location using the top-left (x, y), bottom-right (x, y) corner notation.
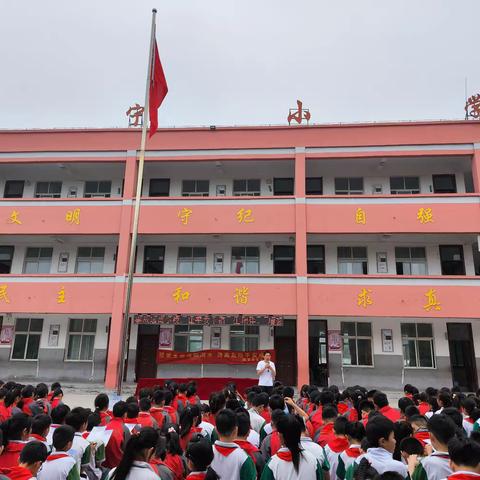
top-left (154, 434), bottom-right (168, 461)
top-left (139, 397), bottom-right (151, 412)
top-left (0, 413), bottom-right (32, 445)
top-left (319, 390), bottom-right (335, 406)
top-left (53, 425), bottom-right (75, 450)
top-left (438, 392), bottom-right (453, 408)
top-left (138, 388), bottom-right (152, 399)
top-left (322, 405), bottom-right (338, 421)
top-left (442, 407), bottom-right (464, 431)
top-left (373, 392), bottom-right (389, 409)
top-left (225, 398), bottom-right (241, 411)
top-left (283, 386), bottom-right (294, 398)
top-left (374, 473), bottom-right (404, 480)
top-left (34, 383), bottom-right (48, 399)
top-left (399, 437), bottom-right (424, 456)
top-left (153, 389), bottom-right (165, 405)
top-left (51, 404), bottom-right (70, 425)
top-left (236, 410), bottom-right (251, 437)
top-left (427, 414), bottom-right (457, 445)
top-left (354, 457), bottom-right (379, 480)
top-left (4, 389), bottom-right (19, 408)
top-left (21, 385), bottom-right (34, 399)
top-left (345, 421), bottom-right (366, 442)
top-left (271, 409), bottom-right (287, 427)
top-left (276, 414), bottom-right (303, 472)
top-left (398, 397), bottom-right (414, 414)
top-left (209, 392), bottom-right (226, 415)
top-left (50, 388), bottom-right (63, 401)
top-left (65, 407), bottom-right (90, 432)
top-left (186, 384), bottom-right (197, 398)
top-left (393, 421), bottom-right (413, 460)
top-left (365, 416), bottom-right (395, 448)
top-left (404, 405), bottom-right (420, 420)
top-left (94, 393), bottom-right (109, 411)
top-left (359, 400), bottom-right (375, 413)
top-left (252, 393), bottom-right (266, 408)
top-left (269, 394), bottom-right (285, 412)
top-left (87, 411), bottom-right (101, 431)
top-left (186, 436), bottom-right (219, 480)
top-left (50, 382), bottom-right (61, 391)
top-left (31, 414), bottom-right (51, 436)
top-left (448, 436), bottom-right (480, 468)
top-left (409, 414), bottom-right (427, 428)
top-left (165, 425), bottom-right (183, 455)
top-left (19, 441), bottom-right (48, 465)
top-left (179, 405), bottom-right (201, 439)
top-left (215, 409), bottom-right (237, 437)
top-left (111, 427), bottom-right (158, 480)
top-left (125, 396), bottom-right (138, 405)
top-left (164, 389), bottom-right (173, 406)
top-left (127, 402), bottom-right (140, 420)
top-left (113, 401), bottom-right (128, 418)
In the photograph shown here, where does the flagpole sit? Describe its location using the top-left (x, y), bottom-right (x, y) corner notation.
top-left (116, 8), bottom-right (157, 395)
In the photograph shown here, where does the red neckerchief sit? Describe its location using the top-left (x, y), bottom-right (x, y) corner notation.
top-left (47, 453), bottom-right (70, 461)
top-left (234, 440), bottom-right (259, 463)
top-left (3, 465), bottom-right (33, 480)
top-left (270, 431), bottom-right (281, 456)
top-left (465, 417), bottom-right (475, 424)
top-left (6, 442), bottom-right (25, 453)
top-left (338, 403), bottom-right (349, 414)
top-left (419, 402), bottom-right (431, 415)
top-left (414, 430), bottom-right (430, 446)
top-left (187, 473), bottom-right (207, 480)
top-left (214, 443), bottom-right (238, 457)
top-left (277, 450), bottom-right (292, 462)
top-left (345, 447), bottom-right (362, 458)
top-left (328, 436), bottom-right (349, 453)
top-left (29, 433), bottom-right (46, 442)
top-left (448, 474), bottom-right (480, 480)
top-left (21, 398), bottom-right (34, 415)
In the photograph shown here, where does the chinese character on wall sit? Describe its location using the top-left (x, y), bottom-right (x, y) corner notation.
top-left (236, 208), bottom-right (254, 223)
top-left (423, 288), bottom-right (441, 311)
top-left (172, 287), bottom-right (190, 303)
top-left (7, 211), bottom-right (21, 225)
top-left (178, 208), bottom-right (192, 225)
top-left (65, 208), bottom-right (81, 225)
top-left (234, 287), bottom-right (249, 305)
top-left (355, 208), bottom-right (366, 225)
top-left (417, 207), bottom-right (433, 224)
top-left (357, 288), bottom-right (373, 308)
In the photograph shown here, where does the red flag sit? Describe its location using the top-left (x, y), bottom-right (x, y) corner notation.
top-left (149, 41), bottom-right (168, 138)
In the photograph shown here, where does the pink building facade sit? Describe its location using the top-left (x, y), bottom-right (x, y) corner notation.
top-left (1, 121), bottom-right (480, 390)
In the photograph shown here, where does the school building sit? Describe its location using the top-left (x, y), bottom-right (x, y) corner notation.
top-left (1, 121), bottom-right (480, 391)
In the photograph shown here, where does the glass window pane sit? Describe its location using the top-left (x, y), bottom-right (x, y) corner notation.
top-left (245, 260), bottom-right (259, 273)
top-left (197, 180), bottom-right (209, 193)
top-left (67, 335), bottom-right (81, 360)
top-left (357, 339), bottom-right (372, 365)
top-left (35, 182), bottom-right (48, 194)
top-left (341, 322), bottom-right (355, 336)
top-left (90, 260), bottom-right (104, 273)
top-left (189, 337), bottom-right (203, 352)
top-left (15, 318), bottom-right (29, 331)
top-left (26, 248), bottom-right (39, 259)
top-left (417, 323), bottom-right (433, 337)
top-left (230, 325), bottom-right (244, 333)
top-left (91, 247), bottom-right (105, 258)
top-left (403, 339), bottom-right (417, 367)
top-left (192, 247), bottom-right (206, 258)
top-left (410, 262), bottom-right (427, 275)
top-left (99, 181), bottom-right (111, 193)
top-left (192, 260), bottom-right (206, 274)
top-left (12, 334), bottom-right (27, 359)
top-left (335, 178), bottom-right (348, 191)
top-left (390, 177), bottom-right (403, 190)
top-left (175, 325), bottom-right (189, 333)
top-left (352, 247), bottom-right (367, 258)
top-left (405, 177), bottom-right (419, 189)
top-left (24, 261), bottom-right (39, 274)
top-left (351, 262), bottom-right (365, 274)
top-left (70, 318), bottom-right (83, 332)
top-left (178, 261), bottom-right (193, 274)
top-left (395, 247), bottom-right (410, 259)
top-left (245, 337), bottom-right (259, 351)
top-left (37, 259), bottom-right (51, 274)
top-left (337, 247), bottom-right (351, 259)
top-left (349, 178), bottom-right (363, 191)
top-left (230, 337), bottom-right (243, 351)
top-left (77, 247), bottom-right (91, 258)
top-left (231, 247), bottom-right (244, 258)
top-left (80, 336), bottom-right (95, 360)
top-left (39, 248), bottom-right (53, 258)
top-left (248, 179), bottom-right (261, 191)
top-left (178, 247), bottom-right (192, 258)
top-left (83, 319), bottom-right (97, 333)
top-left (182, 180), bottom-right (195, 193)
top-left (356, 322), bottom-right (371, 337)
top-left (401, 323), bottom-right (416, 337)
top-left (29, 318), bottom-right (43, 332)
top-left (76, 261), bottom-right (90, 273)
top-left (26, 335), bottom-right (40, 359)
top-left (245, 247), bottom-right (259, 257)
top-left (411, 248), bottom-right (426, 259)
top-left (418, 340), bottom-right (434, 367)
top-left (173, 335), bottom-right (188, 352)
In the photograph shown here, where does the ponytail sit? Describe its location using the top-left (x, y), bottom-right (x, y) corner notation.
top-left (275, 415), bottom-right (303, 472)
top-left (355, 457), bottom-right (379, 480)
top-left (205, 467), bottom-right (220, 480)
top-left (111, 427), bottom-right (158, 480)
top-left (179, 405), bottom-right (200, 439)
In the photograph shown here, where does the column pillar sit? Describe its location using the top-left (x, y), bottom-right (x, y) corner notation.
top-left (294, 147), bottom-right (309, 388)
top-left (472, 148), bottom-right (480, 193)
top-left (105, 152), bottom-right (137, 389)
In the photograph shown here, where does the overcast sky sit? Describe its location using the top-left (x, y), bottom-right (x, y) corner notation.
top-left (1, 0), bottom-right (479, 129)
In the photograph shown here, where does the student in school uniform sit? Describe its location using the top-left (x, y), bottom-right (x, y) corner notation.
top-left (336, 421), bottom-right (365, 480)
top-left (6, 441), bottom-right (48, 480)
top-left (28, 415), bottom-right (51, 452)
top-left (104, 402), bottom-right (131, 469)
top-left (315, 406), bottom-right (339, 446)
top-left (323, 416), bottom-right (350, 480)
top-left (64, 407), bottom-right (92, 477)
top-left (447, 437), bottom-right (480, 480)
top-left (185, 436), bottom-right (219, 480)
top-left (93, 394), bottom-right (111, 427)
top-left (411, 414), bottom-right (456, 480)
top-left (234, 410), bottom-right (265, 478)
top-left (149, 390), bottom-right (166, 428)
top-left (373, 393), bottom-right (401, 423)
top-left (108, 428), bottom-right (160, 480)
top-left (148, 434), bottom-right (174, 480)
top-left (260, 414), bottom-right (322, 480)
top-left (260, 410), bottom-right (286, 462)
top-left (248, 395), bottom-right (267, 434)
top-left (295, 415), bottom-right (329, 474)
top-left (137, 398), bottom-right (157, 429)
top-left (211, 409), bottom-right (256, 480)
top-left (37, 426), bottom-right (79, 480)
top-left (0, 414), bottom-right (32, 471)
top-left (409, 415), bottom-right (431, 447)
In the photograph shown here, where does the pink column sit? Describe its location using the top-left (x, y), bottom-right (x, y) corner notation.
top-left (105, 153), bottom-right (136, 389)
top-left (294, 148), bottom-right (309, 388)
top-left (472, 150), bottom-right (480, 193)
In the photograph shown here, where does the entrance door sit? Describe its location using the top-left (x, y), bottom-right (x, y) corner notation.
top-left (309, 320), bottom-right (328, 387)
top-left (446, 323), bottom-right (478, 391)
top-left (274, 319), bottom-right (297, 386)
top-left (135, 325), bottom-right (160, 380)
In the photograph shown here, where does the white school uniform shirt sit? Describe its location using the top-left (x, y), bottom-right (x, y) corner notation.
top-left (418, 451), bottom-right (452, 480)
top-left (261, 447), bottom-right (321, 480)
top-left (68, 432), bottom-right (91, 472)
top-left (248, 408), bottom-right (266, 433)
top-left (108, 461), bottom-right (159, 480)
top-left (256, 360), bottom-right (276, 386)
top-left (247, 428), bottom-right (260, 448)
top-left (355, 448), bottom-right (408, 477)
top-left (199, 420), bottom-right (215, 438)
top-left (300, 436), bottom-right (328, 467)
top-left (37, 452), bottom-right (78, 480)
top-left (211, 440), bottom-right (253, 480)
top-left (324, 444), bottom-right (343, 480)
top-left (463, 418), bottom-right (474, 437)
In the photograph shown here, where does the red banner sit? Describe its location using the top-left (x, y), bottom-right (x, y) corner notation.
top-left (156, 349), bottom-right (275, 365)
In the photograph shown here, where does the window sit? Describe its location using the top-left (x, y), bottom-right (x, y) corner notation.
top-left (182, 180), bottom-right (209, 197)
top-left (35, 182), bottom-right (62, 198)
top-left (341, 322), bottom-right (373, 366)
top-left (390, 176), bottom-right (420, 194)
top-left (337, 247), bottom-right (368, 274)
top-left (230, 326), bottom-right (259, 351)
top-left (335, 177), bottom-right (363, 195)
top-left (174, 325), bottom-right (203, 352)
top-left (231, 247), bottom-right (260, 274)
top-left (307, 245), bottom-right (325, 274)
top-left (439, 245), bottom-right (465, 275)
top-left (432, 174), bottom-right (457, 194)
top-left (273, 178), bottom-right (294, 196)
top-left (401, 323), bottom-right (435, 368)
top-left (11, 318), bottom-right (43, 360)
top-left (306, 177), bottom-right (323, 195)
top-left (273, 246), bottom-right (295, 274)
top-left (66, 318), bottom-right (97, 361)
top-left (395, 247), bottom-right (427, 275)
top-left (233, 179), bottom-right (261, 196)
top-left (149, 178), bottom-right (170, 197)
top-left (143, 246), bottom-right (165, 274)
top-left (75, 247), bottom-right (105, 273)
top-left (23, 247), bottom-right (53, 274)
top-left (84, 181), bottom-right (112, 198)
top-left (0, 246), bottom-right (14, 274)
top-left (4, 180), bottom-right (24, 198)
top-left (177, 247), bottom-right (207, 274)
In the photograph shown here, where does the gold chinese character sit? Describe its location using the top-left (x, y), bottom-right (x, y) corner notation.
top-left (65, 208), bottom-right (81, 225)
top-left (178, 208), bottom-right (192, 225)
top-left (355, 208), bottom-right (366, 225)
top-left (172, 287), bottom-right (190, 303)
top-left (423, 288), bottom-right (441, 311)
top-left (417, 207), bottom-right (433, 224)
top-left (57, 287), bottom-right (66, 304)
top-left (236, 208), bottom-right (254, 223)
top-left (0, 285), bottom-right (10, 303)
top-left (234, 286), bottom-right (249, 305)
top-left (357, 288), bottom-right (373, 308)
top-left (7, 210), bottom-right (21, 225)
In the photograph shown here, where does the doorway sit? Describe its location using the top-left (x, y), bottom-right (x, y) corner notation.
top-left (135, 324), bottom-right (160, 380)
top-left (446, 323), bottom-right (478, 391)
top-left (309, 320), bottom-right (328, 387)
top-left (274, 319), bottom-right (297, 386)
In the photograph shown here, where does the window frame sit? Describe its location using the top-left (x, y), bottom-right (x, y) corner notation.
top-left (84, 181), bottom-right (112, 198)
top-left (4, 180), bottom-right (25, 199)
top-left (232, 179), bottom-right (261, 196)
top-left (401, 323), bottom-right (436, 369)
top-left (337, 246), bottom-right (368, 274)
top-left (389, 176), bottom-right (420, 194)
top-left (334, 177), bottom-right (364, 195)
top-left (181, 180), bottom-right (210, 197)
top-left (273, 245), bottom-right (295, 274)
top-left (75, 247), bottom-right (105, 274)
top-left (11, 318), bottom-right (43, 361)
top-left (0, 246), bottom-right (14, 274)
top-left (273, 178), bottom-right (294, 196)
top-left (306, 177), bottom-right (323, 195)
top-left (149, 178), bottom-right (170, 197)
top-left (173, 325), bottom-right (204, 352)
top-left (177, 246), bottom-right (207, 274)
top-left (307, 245), bottom-right (326, 274)
top-left (432, 174), bottom-right (457, 194)
top-left (231, 246), bottom-right (260, 274)
top-left (22, 247), bottom-right (53, 274)
top-left (34, 181), bottom-right (62, 198)
top-left (229, 325), bottom-right (260, 351)
top-left (439, 245), bottom-right (465, 276)
top-left (395, 247), bottom-right (427, 275)
top-left (143, 246), bottom-right (165, 274)
top-left (340, 321), bottom-right (373, 367)
top-left (65, 318), bottom-right (97, 362)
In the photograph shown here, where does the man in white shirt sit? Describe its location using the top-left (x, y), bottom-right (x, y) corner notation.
top-left (256, 352), bottom-right (276, 395)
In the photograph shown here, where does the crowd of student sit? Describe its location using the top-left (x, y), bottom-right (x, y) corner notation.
top-left (0, 380), bottom-right (479, 480)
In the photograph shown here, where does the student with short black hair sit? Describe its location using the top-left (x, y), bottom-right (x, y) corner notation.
top-left (399, 437), bottom-right (424, 464)
top-left (29, 414), bottom-right (51, 449)
top-left (373, 393), bottom-right (401, 423)
top-left (105, 401), bottom-right (131, 469)
top-left (211, 409), bottom-right (256, 480)
top-left (7, 440), bottom-right (47, 480)
top-left (337, 421), bottom-right (365, 480)
top-left (65, 407), bottom-right (91, 476)
top-left (37, 425), bottom-right (78, 480)
top-left (138, 398), bottom-right (157, 429)
top-left (447, 437), bottom-right (480, 480)
top-left (234, 410), bottom-right (265, 478)
top-left (186, 436), bottom-right (219, 480)
top-left (0, 413), bottom-right (32, 470)
top-left (248, 394), bottom-right (266, 434)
